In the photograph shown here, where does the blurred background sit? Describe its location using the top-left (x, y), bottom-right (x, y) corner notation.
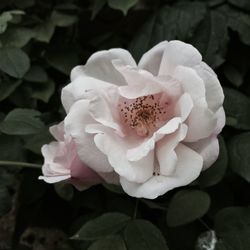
top-left (0, 0), bottom-right (250, 249)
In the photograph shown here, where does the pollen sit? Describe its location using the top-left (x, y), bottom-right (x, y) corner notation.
top-left (119, 93), bottom-right (169, 137)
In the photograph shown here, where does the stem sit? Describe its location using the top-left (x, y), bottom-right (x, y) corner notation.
top-left (0, 161), bottom-right (41, 169)
top-left (133, 199), bottom-right (139, 219)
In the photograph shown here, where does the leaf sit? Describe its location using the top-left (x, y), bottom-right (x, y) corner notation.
top-left (25, 128), bottom-right (53, 154)
top-left (223, 64), bottom-right (244, 87)
top-left (34, 20), bottom-right (55, 43)
top-left (108, 0), bottom-right (138, 15)
top-left (191, 9), bottom-right (229, 68)
top-left (91, 0), bottom-right (107, 20)
top-left (31, 79), bottom-right (55, 102)
top-left (223, 87), bottom-right (250, 130)
top-left (24, 65), bottom-right (48, 83)
top-left (228, 132), bottom-right (250, 182)
top-left (73, 213), bottom-right (130, 240)
top-left (197, 136), bottom-right (228, 188)
top-left (88, 235), bottom-right (127, 250)
top-left (228, 0), bottom-right (250, 12)
top-left (54, 183), bottom-right (74, 201)
top-left (0, 187), bottom-right (12, 216)
top-left (215, 207), bottom-right (250, 250)
top-left (0, 47), bottom-right (30, 78)
top-left (45, 48), bottom-right (79, 74)
top-left (166, 190), bottom-right (210, 227)
top-left (51, 10), bottom-right (78, 27)
top-left (0, 78), bottom-right (22, 102)
top-left (129, 1), bottom-right (206, 61)
top-left (0, 10), bottom-right (25, 34)
top-left (0, 27), bottom-right (34, 48)
top-left (0, 108), bottom-right (45, 135)
top-left (124, 219), bottom-right (168, 250)
top-left (219, 5), bottom-right (250, 46)
top-left (102, 183), bottom-right (125, 194)
top-left (0, 134), bottom-right (25, 161)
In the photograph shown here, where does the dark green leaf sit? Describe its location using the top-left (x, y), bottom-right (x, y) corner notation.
top-left (31, 79), bottom-right (55, 102)
top-left (91, 0), bottom-right (107, 20)
top-left (129, 2), bottom-right (206, 61)
top-left (51, 10), bottom-right (77, 27)
top-left (54, 183), bottom-right (74, 201)
top-left (223, 87), bottom-right (250, 130)
top-left (215, 207), bottom-right (250, 250)
top-left (45, 49), bottom-right (79, 74)
top-left (24, 65), bottom-right (48, 83)
top-left (223, 64), bottom-right (243, 87)
top-left (0, 47), bottom-right (30, 78)
top-left (0, 108), bottom-right (45, 135)
top-left (24, 128), bottom-right (53, 154)
top-left (88, 235), bottom-right (127, 250)
top-left (124, 219), bottom-right (168, 250)
top-left (0, 27), bottom-right (34, 47)
top-left (0, 134), bottom-right (25, 161)
top-left (0, 187), bottom-right (12, 216)
top-left (0, 10), bottom-right (24, 34)
top-left (167, 190), bottom-right (210, 227)
top-left (191, 10), bottom-right (228, 68)
top-left (108, 0), bottom-right (138, 15)
top-left (198, 136), bottom-right (228, 188)
top-left (228, 132), bottom-right (250, 182)
top-left (219, 6), bottom-right (250, 46)
top-left (34, 20), bottom-right (55, 43)
top-left (0, 78), bottom-right (22, 101)
top-left (73, 213), bottom-right (130, 240)
top-left (228, 0), bottom-right (250, 12)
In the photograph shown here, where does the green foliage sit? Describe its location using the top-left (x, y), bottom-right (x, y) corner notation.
top-left (0, 47), bottom-right (30, 78)
top-left (0, 0), bottom-right (250, 249)
top-left (166, 190), bottom-right (211, 227)
top-left (228, 132), bottom-right (250, 182)
top-left (74, 213), bottom-right (130, 240)
top-left (215, 207), bottom-right (250, 249)
top-left (124, 219), bottom-right (169, 250)
top-left (0, 108), bottom-right (45, 135)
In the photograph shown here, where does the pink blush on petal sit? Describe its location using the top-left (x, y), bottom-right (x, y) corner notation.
top-left (118, 92), bottom-right (171, 137)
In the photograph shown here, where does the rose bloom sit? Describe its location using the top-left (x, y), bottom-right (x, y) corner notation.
top-left (41, 40), bottom-right (225, 199)
top-left (39, 122), bottom-right (118, 190)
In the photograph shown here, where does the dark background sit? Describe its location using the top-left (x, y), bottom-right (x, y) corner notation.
top-left (0, 0), bottom-right (250, 249)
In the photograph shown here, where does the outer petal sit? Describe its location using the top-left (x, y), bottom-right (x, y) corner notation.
top-left (156, 124), bottom-right (188, 176)
top-left (70, 49), bottom-right (136, 85)
top-left (214, 107), bottom-right (226, 135)
top-left (86, 125), bottom-right (154, 183)
top-left (138, 41), bottom-right (168, 75)
top-left (61, 76), bottom-right (114, 113)
top-left (120, 143), bottom-right (203, 199)
top-left (159, 40), bottom-right (202, 76)
top-left (64, 99), bottom-right (113, 173)
top-left (194, 62), bottom-right (224, 112)
top-left (49, 122), bottom-right (65, 141)
top-left (187, 136), bottom-right (219, 170)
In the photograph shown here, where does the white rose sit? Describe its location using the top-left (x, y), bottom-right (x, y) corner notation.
top-left (61, 40), bottom-right (225, 199)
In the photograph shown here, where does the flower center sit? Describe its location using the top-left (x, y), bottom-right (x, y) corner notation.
top-left (119, 93), bottom-right (169, 137)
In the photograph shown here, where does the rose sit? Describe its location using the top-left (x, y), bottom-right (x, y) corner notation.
top-left (39, 122), bottom-right (102, 190)
top-left (45, 40), bottom-right (225, 199)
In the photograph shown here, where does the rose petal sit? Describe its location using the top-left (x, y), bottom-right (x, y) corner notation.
top-left (156, 124), bottom-right (188, 176)
top-left (61, 76), bottom-right (114, 113)
top-left (71, 49), bottom-right (136, 85)
top-left (214, 107), bottom-right (226, 135)
top-left (64, 99), bottom-right (113, 173)
top-left (139, 41), bottom-right (168, 76)
top-left (194, 62), bottom-right (224, 112)
top-left (120, 143), bottom-right (203, 199)
top-left (159, 40), bottom-right (202, 76)
top-left (187, 136), bottom-right (219, 170)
